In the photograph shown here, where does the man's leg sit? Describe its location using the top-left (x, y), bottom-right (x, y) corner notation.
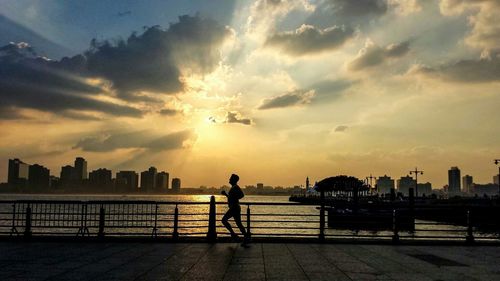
top-left (233, 208), bottom-right (247, 237)
top-left (222, 209), bottom-right (237, 238)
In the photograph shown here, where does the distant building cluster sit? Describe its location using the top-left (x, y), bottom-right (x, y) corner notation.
top-left (4, 157), bottom-right (181, 194)
top-left (369, 166), bottom-right (499, 198)
top-left (3, 157), bottom-right (499, 198)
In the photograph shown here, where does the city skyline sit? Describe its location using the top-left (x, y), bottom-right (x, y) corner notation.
top-left (0, 1), bottom-right (499, 188)
top-left (3, 157), bottom-right (499, 193)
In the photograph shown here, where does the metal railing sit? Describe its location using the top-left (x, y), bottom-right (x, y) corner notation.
top-left (0, 197), bottom-right (498, 243)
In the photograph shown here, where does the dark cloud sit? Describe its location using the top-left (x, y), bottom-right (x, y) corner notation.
top-left (410, 53), bottom-right (500, 83)
top-left (385, 41), bottom-right (410, 57)
top-left (310, 79), bottom-right (354, 103)
top-left (306, 0), bottom-right (388, 27)
top-left (0, 43), bottom-right (142, 118)
top-left (265, 25), bottom-right (354, 55)
top-left (86, 15), bottom-right (230, 100)
top-left (225, 112), bottom-right (252, 125)
top-left (158, 108), bottom-right (181, 116)
top-left (334, 125), bottom-right (349, 132)
top-left (73, 129), bottom-right (195, 152)
top-left (258, 89), bottom-right (315, 109)
top-left (0, 106), bottom-right (27, 120)
top-left (349, 40), bottom-right (410, 71)
top-left (0, 15), bottom-right (231, 119)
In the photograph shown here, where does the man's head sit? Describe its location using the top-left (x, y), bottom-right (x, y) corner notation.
top-left (229, 174), bottom-right (239, 185)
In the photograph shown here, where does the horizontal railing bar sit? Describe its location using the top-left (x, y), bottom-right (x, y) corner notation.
top-left (249, 220), bottom-right (319, 223)
top-left (249, 226), bottom-right (320, 230)
top-left (0, 200), bottom-right (309, 206)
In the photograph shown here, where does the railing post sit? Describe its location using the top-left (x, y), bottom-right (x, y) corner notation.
top-left (466, 209), bottom-right (474, 244)
top-left (392, 209), bottom-right (399, 244)
top-left (319, 190), bottom-right (325, 242)
top-left (10, 203), bottom-right (18, 236)
top-left (409, 188), bottom-right (415, 232)
top-left (98, 205), bottom-right (105, 239)
top-left (207, 195), bottom-right (217, 242)
top-left (24, 204), bottom-right (32, 239)
top-left (152, 204), bottom-right (158, 238)
top-left (246, 205), bottom-right (251, 240)
top-left (173, 204), bottom-right (179, 240)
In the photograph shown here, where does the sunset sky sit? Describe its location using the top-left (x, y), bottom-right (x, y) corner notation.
top-left (0, 0), bottom-right (499, 188)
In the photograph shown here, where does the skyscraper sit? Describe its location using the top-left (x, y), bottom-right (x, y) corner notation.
top-left (376, 175), bottom-right (395, 194)
top-left (74, 157), bottom-right (88, 180)
top-left (448, 167), bottom-right (461, 194)
top-left (60, 165), bottom-right (74, 183)
top-left (172, 178), bottom-right (181, 193)
top-left (397, 175), bottom-right (415, 196)
top-left (140, 167), bottom-right (157, 192)
top-left (8, 158), bottom-right (29, 187)
top-left (156, 172), bottom-right (169, 191)
top-left (116, 171), bottom-right (139, 192)
top-left (28, 164), bottom-right (50, 189)
top-left (89, 168), bottom-right (113, 191)
top-left (416, 182), bottom-right (432, 196)
top-left (462, 175), bottom-right (473, 193)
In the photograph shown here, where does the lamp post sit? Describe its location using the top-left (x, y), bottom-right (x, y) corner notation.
top-left (409, 167), bottom-right (424, 198)
top-left (495, 159), bottom-right (500, 196)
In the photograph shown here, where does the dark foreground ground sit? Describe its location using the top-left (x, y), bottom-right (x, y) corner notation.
top-left (0, 242), bottom-right (499, 281)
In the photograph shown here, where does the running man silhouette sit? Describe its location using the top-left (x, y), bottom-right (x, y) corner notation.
top-left (221, 174), bottom-right (249, 246)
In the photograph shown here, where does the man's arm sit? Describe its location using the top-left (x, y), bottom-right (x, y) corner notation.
top-left (221, 190), bottom-right (228, 197)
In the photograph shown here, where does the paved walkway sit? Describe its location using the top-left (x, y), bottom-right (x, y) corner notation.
top-left (0, 242), bottom-right (499, 280)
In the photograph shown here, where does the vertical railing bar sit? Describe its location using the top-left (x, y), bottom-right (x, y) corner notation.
top-left (246, 205), bottom-right (251, 240)
top-left (10, 203), bottom-right (18, 236)
top-left (466, 209), bottom-right (474, 244)
top-left (98, 204), bottom-right (105, 239)
top-left (207, 196), bottom-right (217, 242)
top-left (24, 203), bottom-right (32, 239)
top-left (173, 204), bottom-right (179, 240)
top-left (392, 209), bottom-right (399, 244)
top-left (152, 204), bottom-right (158, 238)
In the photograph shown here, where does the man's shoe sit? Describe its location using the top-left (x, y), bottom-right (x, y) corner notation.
top-left (230, 233), bottom-right (240, 242)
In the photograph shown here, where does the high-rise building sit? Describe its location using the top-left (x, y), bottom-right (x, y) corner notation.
top-left (89, 168), bottom-right (112, 190)
top-left (376, 175), bottom-right (395, 194)
top-left (172, 178), bottom-right (181, 193)
top-left (8, 158), bottom-right (29, 187)
top-left (140, 167), bottom-right (157, 192)
top-left (116, 171), bottom-right (139, 192)
top-left (397, 175), bottom-right (416, 196)
top-left (156, 172), bottom-right (169, 191)
top-left (494, 175), bottom-right (499, 185)
top-left (448, 167), bottom-right (461, 194)
top-left (462, 175), bottom-right (473, 193)
top-left (60, 165), bottom-right (74, 183)
top-left (417, 182), bottom-right (432, 196)
top-left (74, 157), bottom-right (88, 180)
top-left (28, 164), bottom-right (50, 189)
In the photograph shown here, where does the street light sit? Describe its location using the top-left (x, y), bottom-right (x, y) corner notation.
top-left (494, 159), bottom-right (500, 196)
top-left (409, 167), bottom-right (424, 198)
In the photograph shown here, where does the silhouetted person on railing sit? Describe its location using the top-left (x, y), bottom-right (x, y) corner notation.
top-left (221, 174), bottom-right (249, 246)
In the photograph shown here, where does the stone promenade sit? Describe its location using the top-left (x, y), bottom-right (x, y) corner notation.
top-left (0, 242), bottom-right (499, 280)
